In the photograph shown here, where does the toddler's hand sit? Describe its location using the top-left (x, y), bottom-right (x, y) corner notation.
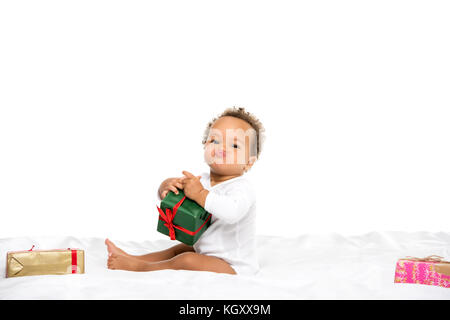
top-left (181, 171), bottom-right (204, 200)
top-left (159, 177), bottom-right (184, 199)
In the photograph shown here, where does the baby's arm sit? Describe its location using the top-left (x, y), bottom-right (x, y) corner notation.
top-left (199, 188), bottom-right (254, 224)
top-left (181, 171), bottom-right (254, 224)
top-left (158, 177), bottom-right (184, 199)
top-left (192, 187), bottom-right (255, 224)
top-left (158, 173), bottom-right (201, 199)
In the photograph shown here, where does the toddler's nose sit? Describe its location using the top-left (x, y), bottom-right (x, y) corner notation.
top-left (217, 149), bottom-right (226, 158)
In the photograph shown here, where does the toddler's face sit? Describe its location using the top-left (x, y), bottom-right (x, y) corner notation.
top-left (203, 116), bottom-right (257, 176)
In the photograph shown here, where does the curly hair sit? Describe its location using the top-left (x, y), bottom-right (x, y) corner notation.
top-left (202, 106), bottom-right (265, 159)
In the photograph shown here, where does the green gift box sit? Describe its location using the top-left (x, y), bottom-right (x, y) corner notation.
top-left (156, 190), bottom-right (212, 245)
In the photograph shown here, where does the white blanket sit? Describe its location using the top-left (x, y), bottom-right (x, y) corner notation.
top-left (1, 231), bottom-right (449, 299)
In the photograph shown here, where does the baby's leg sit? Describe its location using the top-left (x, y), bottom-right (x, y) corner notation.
top-left (108, 251), bottom-right (237, 275)
top-left (105, 238), bottom-right (193, 263)
top-left (136, 243), bottom-right (195, 262)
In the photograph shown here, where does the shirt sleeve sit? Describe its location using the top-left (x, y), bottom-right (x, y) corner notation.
top-left (204, 181), bottom-right (255, 224)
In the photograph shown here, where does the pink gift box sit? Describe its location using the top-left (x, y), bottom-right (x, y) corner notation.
top-left (394, 255), bottom-right (450, 288)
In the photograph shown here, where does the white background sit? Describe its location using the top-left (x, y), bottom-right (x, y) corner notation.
top-left (1, 1), bottom-right (449, 241)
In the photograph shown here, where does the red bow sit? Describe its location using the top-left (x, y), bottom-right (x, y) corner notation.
top-left (157, 196), bottom-right (213, 240)
top-left (156, 196), bottom-right (186, 240)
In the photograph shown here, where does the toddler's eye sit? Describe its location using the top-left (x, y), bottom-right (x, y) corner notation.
top-left (211, 139), bottom-right (219, 144)
top-left (232, 144), bottom-right (239, 149)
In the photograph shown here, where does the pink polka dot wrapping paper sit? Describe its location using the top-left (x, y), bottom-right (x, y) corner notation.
top-left (394, 256), bottom-right (450, 288)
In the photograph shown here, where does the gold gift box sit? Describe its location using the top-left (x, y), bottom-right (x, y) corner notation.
top-left (6, 248), bottom-right (85, 278)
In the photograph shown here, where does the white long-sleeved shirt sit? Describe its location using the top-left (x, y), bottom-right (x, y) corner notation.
top-left (157, 172), bottom-right (259, 275)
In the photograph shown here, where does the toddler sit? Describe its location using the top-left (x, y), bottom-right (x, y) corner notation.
top-left (105, 106), bottom-right (265, 275)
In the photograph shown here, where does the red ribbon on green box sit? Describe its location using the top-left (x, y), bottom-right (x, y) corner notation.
top-left (156, 196), bottom-right (212, 240)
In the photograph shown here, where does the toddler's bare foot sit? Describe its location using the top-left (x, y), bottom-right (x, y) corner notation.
top-left (105, 238), bottom-right (130, 257)
top-left (107, 253), bottom-right (146, 271)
